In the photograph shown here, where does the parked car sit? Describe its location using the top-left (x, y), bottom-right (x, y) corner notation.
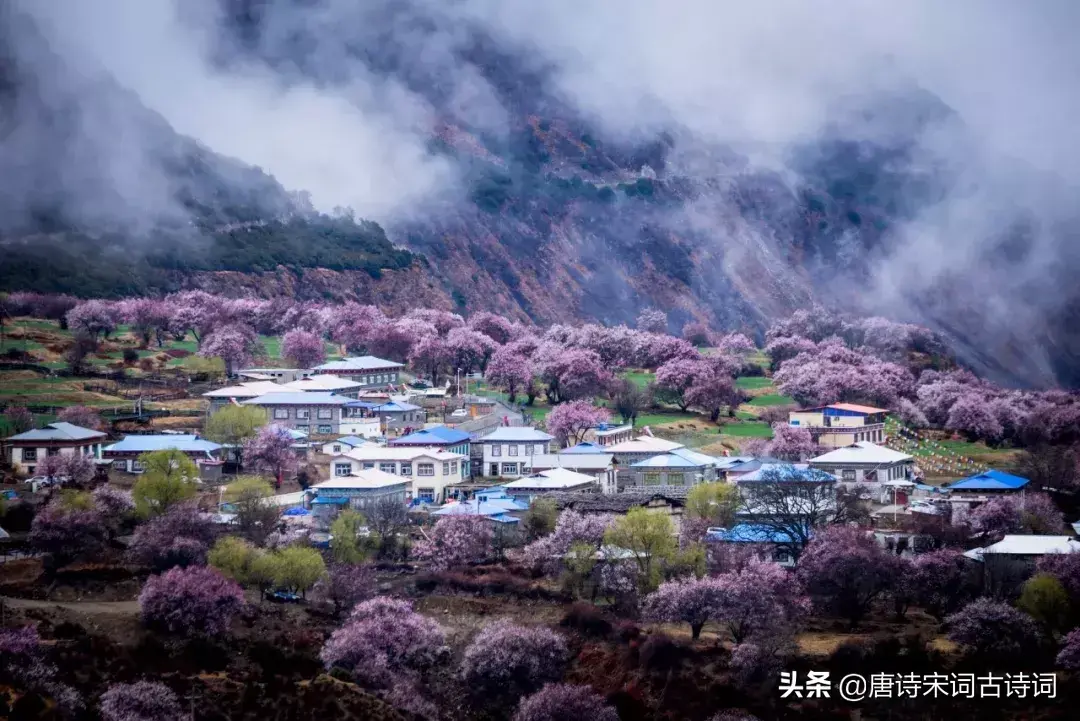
top-left (450, 408), bottom-right (469, 418)
top-left (264, 589), bottom-right (302, 604)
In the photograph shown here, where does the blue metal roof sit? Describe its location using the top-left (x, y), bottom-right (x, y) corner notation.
top-left (373, 401), bottom-right (422, 412)
top-left (103, 434), bottom-right (222, 454)
top-left (311, 496), bottom-right (350, 505)
top-left (332, 435), bottom-right (368, 447)
top-left (391, 426), bottom-right (470, 445)
top-left (562, 442), bottom-right (606, 454)
top-left (706, 523), bottom-right (800, 544)
top-left (948, 469), bottom-right (1030, 491)
top-left (631, 453), bottom-right (703, 469)
top-left (344, 400), bottom-right (381, 409)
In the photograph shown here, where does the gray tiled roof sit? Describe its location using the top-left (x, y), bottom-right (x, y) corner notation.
top-left (6, 422), bottom-right (106, 442)
top-left (241, 392), bottom-right (350, 406)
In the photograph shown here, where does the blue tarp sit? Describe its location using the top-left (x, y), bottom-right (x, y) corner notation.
top-left (311, 496), bottom-right (349, 505)
top-left (948, 469), bottom-right (1030, 491)
top-left (283, 507), bottom-right (311, 516)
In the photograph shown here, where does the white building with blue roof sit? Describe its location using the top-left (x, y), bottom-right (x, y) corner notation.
top-left (630, 447), bottom-right (722, 488)
top-left (102, 434), bottom-right (223, 473)
top-left (478, 427), bottom-right (554, 479)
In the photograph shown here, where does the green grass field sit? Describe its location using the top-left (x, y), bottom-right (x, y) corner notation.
top-left (735, 376), bottom-right (773, 390)
top-left (747, 393), bottom-right (796, 407)
top-left (620, 370), bottom-right (656, 388)
top-left (635, 411), bottom-right (699, 428)
top-left (718, 421), bottom-right (773, 438)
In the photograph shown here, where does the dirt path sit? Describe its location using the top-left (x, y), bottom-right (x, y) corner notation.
top-left (1, 596), bottom-right (140, 615)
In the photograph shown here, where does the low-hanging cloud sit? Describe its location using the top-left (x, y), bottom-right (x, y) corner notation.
top-left (7, 0), bottom-right (1080, 384)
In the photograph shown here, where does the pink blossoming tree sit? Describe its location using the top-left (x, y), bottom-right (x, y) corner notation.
top-left (139, 566), bottom-right (245, 636)
top-left (281, 328), bottom-right (326, 369)
top-left (243, 424), bottom-right (299, 488)
top-left (797, 526), bottom-right (896, 628)
top-left (412, 515), bottom-right (494, 570)
top-left (945, 598), bottom-right (1040, 659)
top-left (485, 349), bottom-right (533, 403)
top-left (199, 323), bottom-right (262, 376)
top-left (513, 683), bottom-right (618, 721)
top-left (66, 299), bottom-right (116, 341)
top-left (56, 405), bottom-right (104, 431)
top-left (461, 620), bottom-right (568, 696)
top-left (636, 308), bottom-right (668, 334)
top-left (545, 400), bottom-right (610, 447)
top-left (100, 681), bottom-right (184, 721)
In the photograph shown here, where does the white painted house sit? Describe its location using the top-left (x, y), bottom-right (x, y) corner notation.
top-left (477, 427), bottom-right (554, 479)
top-left (809, 442), bottom-right (914, 484)
top-left (327, 446), bottom-right (467, 503)
top-left (3, 422), bottom-right (108, 474)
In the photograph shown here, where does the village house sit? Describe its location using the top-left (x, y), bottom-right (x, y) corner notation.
top-left (964, 535), bottom-right (1080, 597)
top-left (943, 469), bottom-right (1031, 523)
top-left (788, 403), bottom-right (889, 448)
top-left (501, 468), bottom-right (600, 501)
top-left (582, 422), bottom-right (634, 447)
top-left (372, 401), bottom-right (426, 436)
top-left (629, 447), bottom-right (722, 489)
top-left (340, 400), bottom-right (383, 438)
top-left (326, 446), bottom-right (467, 504)
top-left (477, 427), bottom-right (555, 479)
top-left (704, 524), bottom-right (799, 567)
top-left (237, 368), bottom-right (310, 383)
top-left (3, 422), bottom-right (108, 475)
top-left (604, 435), bottom-right (686, 464)
top-left (103, 434), bottom-right (223, 477)
top-left (733, 463), bottom-right (841, 524)
top-left (280, 374), bottom-right (364, 398)
top-left (202, 381), bottom-right (286, 414)
top-left (389, 425), bottom-right (470, 456)
top-left (241, 392), bottom-right (350, 435)
top-left (524, 451), bottom-right (618, 494)
top-left (432, 486), bottom-right (528, 524)
top-left (809, 441), bottom-right (915, 484)
top-left (308, 469), bottom-right (410, 523)
top-left (311, 356), bottom-right (404, 387)
top-left (548, 490), bottom-right (688, 535)
top-left (320, 435), bottom-right (374, 456)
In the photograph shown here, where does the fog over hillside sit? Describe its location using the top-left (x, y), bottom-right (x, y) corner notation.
top-left (4, 0), bottom-right (1080, 388)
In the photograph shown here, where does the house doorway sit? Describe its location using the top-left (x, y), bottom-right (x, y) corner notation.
top-left (490, 463), bottom-right (499, 477)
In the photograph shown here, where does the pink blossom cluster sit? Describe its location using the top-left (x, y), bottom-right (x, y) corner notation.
top-left (544, 399), bottom-right (610, 446)
top-left (320, 596), bottom-right (446, 686)
top-left (513, 683), bottom-right (618, 721)
top-left (100, 681), bottom-right (184, 721)
top-left (461, 620), bottom-right (568, 695)
top-left (412, 515), bottom-right (494, 570)
top-left (521, 510), bottom-right (614, 574)
top-left (138, 566), bottom-right (245, 636)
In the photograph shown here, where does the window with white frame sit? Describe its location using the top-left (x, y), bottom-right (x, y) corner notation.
top-left (417, 463), bottom-right (435, 476)
top-left (318, 408), bottom-right (333, 419)
top-left (23, 448), bottom-right (37, 461)
top-left (502, 462), bottom-right (518, 475)
top-left (132, 460), bottom-right (146, 473)
top-left (450, 461), bottom-right (457, 474)
top-left (644, 472), bottom-right (661, 485)
top-left (442, 462), bottom-right (450, 475)
top-left (509, 445), bottom-right (518, 456)
top-left (525, 444), bottom-right (534, 455)
top-left (400, 464), bottom-right (412, 476)
top-left (334, 463), bottom-right (352, 477)
top-left (417, 488), bottom-right (435, 502)
top-left (379, 462), bottom-right (396, 474)
top-left (535, 444), bottom-right (545, 454)
top-left (491, 444), bottom-right (502, 457)
top-left (318, 425), bottom-right (332, 434)
top-left (667, 472), bottom-right (685, 485)
top-left (362, 462), bottom-right (375, 470)
top-left (842, 469), bottom-right (857, 481)
top-left (332, 445), bottom-right (341, 454)
top-left (274, 408), bottom-right (289, 419)
top-left (297, 409), bottom-right (310, 420)
top-left (296, 425), bottom-right (309, 433)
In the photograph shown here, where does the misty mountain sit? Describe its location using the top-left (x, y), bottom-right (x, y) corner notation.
top-left (2, 0), bottom-right (1079, 390)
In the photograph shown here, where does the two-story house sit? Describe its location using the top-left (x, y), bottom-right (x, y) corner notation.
top-left (311, 356), bottom-right (405, 388)
top-left (788, 403), bottom-right (889, 448)
top-left (389, 426), bottom-right (470, 456)
top-left (809, 441), bottom-right (914, 484)
top-left (308, 469), bottom-right (409, 523)
top-left (326, 446), bottom-right (467, 503)
top-left (280, 374), bottom-right (363, 398)
top-left (4, 422), bottom-right (108, 475)
top-left (629, 447), bottom-right (722, 488)
top-left (583, 423), bottom-right (634, 447)
top-left (477, 427), bottom-right (554, 479)
top-left (202, 381), bottom-right (283, 415)
top-left (241, 392), bottom-right (349, 435)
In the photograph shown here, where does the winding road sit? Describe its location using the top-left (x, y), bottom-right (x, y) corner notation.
top-left (1, 596), bottom-right (140, 614)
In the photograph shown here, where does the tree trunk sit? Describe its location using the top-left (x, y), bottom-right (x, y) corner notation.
top-left (691, 622), bottom-right (704, 640)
